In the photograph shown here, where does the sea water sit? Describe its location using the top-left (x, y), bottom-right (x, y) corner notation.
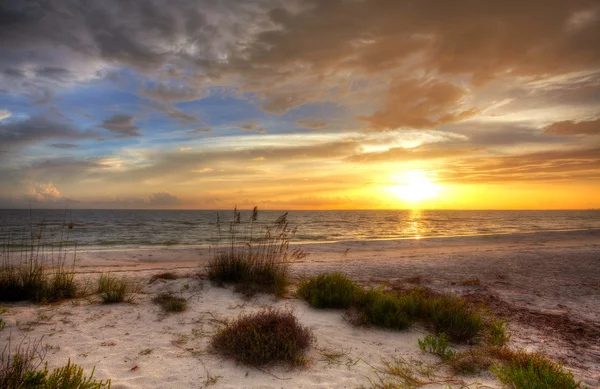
top-left (0, 209), bottom-right (599, 250)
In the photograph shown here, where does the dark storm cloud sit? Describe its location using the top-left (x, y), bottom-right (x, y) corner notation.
top-left (99, 114), bottom-right (141, 138)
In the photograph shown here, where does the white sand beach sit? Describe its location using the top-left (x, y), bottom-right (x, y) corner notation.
top-left (1, 229), bottom-right (599, 388)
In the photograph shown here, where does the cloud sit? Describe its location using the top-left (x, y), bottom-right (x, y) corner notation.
top-left (296, 117), bottom-right (327, 130)
top-left (189, 127), bottom-right (212, 135)
top-left (0, 109), bottom-right (11, 120)
top-left (439, 147), bottom-right (600, 183)
top-left (50, 143), bottom-right (78, 149)
top-left (239, 122), bottom-right (267, 134)
top-left (362, 78), bottom-right (477, 131)
top-left (0, 111), bottom-right (95, 148)
top-left (148, 191), bottom-right (181, 206)
top-left (23, 183), bottom-right (77, 205)
top-left (140, 82), bottom-right (208, 103)
top-left (347, 145), bottom-right (479, 164)
top-left (544, 118), bottom-right (600, 135)
top-left (99, 114), bottom-right (141, 138)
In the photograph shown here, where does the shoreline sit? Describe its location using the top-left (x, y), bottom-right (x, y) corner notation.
top-left (61, 226), bottom-right (600, 253)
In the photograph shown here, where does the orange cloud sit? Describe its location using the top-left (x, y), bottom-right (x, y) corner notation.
top-left (544, 118), bottom-right (600, 135)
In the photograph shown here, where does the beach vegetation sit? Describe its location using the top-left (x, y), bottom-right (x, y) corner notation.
top-left (210, 308), bottom-right (313, 366)
top-left (485, 317), bottom-right (510, 347)
top-left (152, 292), bottom-right (187, 312)
top-left (97, 273), bottom-right (136, 304)
top-left (420, 293), bottom-right (483, 343)
top-left (491, 350), bottom-right (584, 389)
top-left (351, 289), bottom-right (412, 330)
top-left (2, 335), bottom-right (108, 388)
top-left (207, 207), bottom-right (307, 297)
top-left (21, 359), bottom-right (111, 389)
top-left (296, 272), bottom-right (359, 309)
top-left (0, 215), bottom-right (77, 304)
top-left (417, 333), bottom-right (455, 360)
top-left (0, 225), bottom-right (77, 303)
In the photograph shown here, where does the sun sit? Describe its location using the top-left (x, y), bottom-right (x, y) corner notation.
top-left (392, 171), bottom-right (440, 202)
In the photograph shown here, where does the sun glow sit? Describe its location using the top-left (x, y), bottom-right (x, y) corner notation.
top-left (392, 171), bottom-right (440, 202)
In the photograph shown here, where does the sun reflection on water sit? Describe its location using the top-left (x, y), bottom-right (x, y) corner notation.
top-left (406, 208), bottom-right (424, 238)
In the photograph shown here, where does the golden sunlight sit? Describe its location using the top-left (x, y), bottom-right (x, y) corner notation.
top-left (391, 171), bottom-right (440, 202)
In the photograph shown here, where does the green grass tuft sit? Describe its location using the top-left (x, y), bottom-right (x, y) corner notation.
top-left (296, 273), bottom-right (359, 309)
top-left (351, 289), bottom-right (412, 330)
top-left (23, 359), bottom-right (111, 388)
top-left (418, 333), bottom-right (455, 360)
top-left (97, 273), bottom-right (135, 304)
top-left (491, 351), bottom-right (585, 389)
top-left (421, 294), bottom-right (483, 343)
top-left (210, 308), bottom-right (313, 366)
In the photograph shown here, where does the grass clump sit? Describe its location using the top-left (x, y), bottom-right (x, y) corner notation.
top-left (351, 289), bottom-right (411, 330)
top-left (210, 308), bottom-right (313, 366)
top-left (491, 351), bottom-right (585, 389)
top-left (421, 294), bottom-right (483, 343)
top-left (485, 317), bottom-right (510, 347)
top-left (207, 207), bottom-right (306, 298)
top-left (296, 273), bottom-right (359, 309)
top-left (417, 333), bottom-right (455, 361)
top-left (152, 292), bottom-right (187, 312)
top-left (1, 215), bottom-right (78, 303)
top-left (22, 359), bottom-right (111, 389)
top-left (98, 273), bottom-right (135, 304)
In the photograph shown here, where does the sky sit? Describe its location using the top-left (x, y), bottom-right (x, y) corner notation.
top-left (0, 0), bottom-right (599, 210)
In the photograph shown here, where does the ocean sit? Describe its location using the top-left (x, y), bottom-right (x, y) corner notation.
top-left (1, 209), bottom-right (599, 250)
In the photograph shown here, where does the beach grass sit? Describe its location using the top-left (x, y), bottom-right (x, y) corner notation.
top-left (210, 308), bottom-right (313, 366)
top-left (0, 235), bottom-right (77, 303)
top-left (97, 273), bottom-right (136, 304)
top-left (491, 350), bottom-right (584, 389)
top-left (296, 272), bottom-right (359, 309)
top-left (1, 335), bottom-right (110, 388)
top-left (297, 275), bottom-right (484, 342)
top-left (0, 216), bottom-right (77, 304)
top-left (207, 207), bottom-right (306, 297)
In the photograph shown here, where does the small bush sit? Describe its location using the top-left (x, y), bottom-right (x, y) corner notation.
top-left (1, 337), bottom-right (46, 388)
top-left (297, 273), bottom-right (359, 309)
top-left (210, 308), bottom-right (313, 366)
top-left (352, 289), bottom-right (411, 330)
top-left (484, 317), bottom-right (510, 347)
top-left (418, 333), bottom-right (455, 360)
top-left (23, 359), bottom-right (111, 389)
top-left (98, 273), bottom-right (134, 304)
top-left (421, 294), bottom-right (483, 343)
top-left (152, 292), bottom-right (187, 312)
top-left (492, 351), bottom-right (584, 389)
